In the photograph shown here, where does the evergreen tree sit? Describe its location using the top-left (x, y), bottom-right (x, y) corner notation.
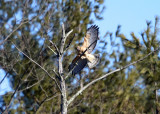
top-left (0, 0), bottom-right (160, 113)
top-left (0, 0), bottom-right (105, 113)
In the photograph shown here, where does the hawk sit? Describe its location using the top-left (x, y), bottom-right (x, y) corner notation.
top-left (68, 25), bottom-right (100, 75)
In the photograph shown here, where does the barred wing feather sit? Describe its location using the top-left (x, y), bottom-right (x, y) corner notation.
top-left (86, 25), bottom-right (99, 53)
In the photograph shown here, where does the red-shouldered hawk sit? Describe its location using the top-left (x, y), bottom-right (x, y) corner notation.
top-left (69, 25), bottom-right (100, 75)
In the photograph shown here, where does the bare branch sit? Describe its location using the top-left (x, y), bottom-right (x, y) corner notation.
top-left (46, 94), bottom-right (60, 102)
top-left (0, 11), bottom-right (43, 46)
top-left (48, 46), bottom-right (57, 55)
top-left (39, 84), bottom-right (48, 97)
top-left (19, 83), bottom-right (38, 92)
top-left (18, 78), bottom-right (43, 92)
top-left (0, 20), bottom-right (29, 46)
top-left (2, 75), bottom-right (21, 114)
top-left (52, 69), bottom-right (61, 80)
top-left (60, 23), bottom-right (73, 54)
top-left (49, 40), bottom-right (59, 55)
top-left (64, 34), bottom-right (75, 52)
top-left (62, 23), bottom-right (66, 39)
top-left (35, 94), bottom-right (59, 113)
top-left (67, 47), bottom-right (160, 105)
top-left (0, 72), bottom-right (8, 85)
top-left (13, 43), bottom-right (62, 93)
top-left (66, 29), bottom-right (73, 40)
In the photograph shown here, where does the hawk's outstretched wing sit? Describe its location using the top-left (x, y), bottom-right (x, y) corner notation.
top-left (68, 56), bottom-right (87, 75)
top-left (68, 25), bottom-right (99, 75)
top-left (85, 25), bottom-right (99, 53)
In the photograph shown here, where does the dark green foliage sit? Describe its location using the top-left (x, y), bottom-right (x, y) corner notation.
top-left (0, 0), bottom-right (105, 113)
top-left (117, 17), bottom-right (160, 113)
top-left (1, 0), bottom-right (160, 113)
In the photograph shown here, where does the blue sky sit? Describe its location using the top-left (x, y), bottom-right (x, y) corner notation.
top-left (1, 0), bottom-right (160, 95)
top-left (0, 69), bottom-right (12, 95)
top-left (96, 0), bottom-right (160, 38)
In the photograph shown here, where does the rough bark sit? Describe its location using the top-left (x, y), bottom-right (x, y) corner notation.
top-left (60, 77), bottom-right (68, 114)
top-left (59, 56), bottom-right (68, 114)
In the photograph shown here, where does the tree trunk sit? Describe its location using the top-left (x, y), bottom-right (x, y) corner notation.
top-left (60, 78), bottom-right (67, 114)
top-left (58, 56), bottom-right (68, 114)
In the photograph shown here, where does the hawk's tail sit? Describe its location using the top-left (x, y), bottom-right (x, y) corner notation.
top-left (87, 54), bottom-right (100, 68)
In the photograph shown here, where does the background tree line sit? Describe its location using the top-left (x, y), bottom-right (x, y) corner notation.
top-left (0, 0), bottom-right (160, 113)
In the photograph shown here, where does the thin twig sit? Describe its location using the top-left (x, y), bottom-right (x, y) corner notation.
top-left (0, 21), bottom-right (29, 46)
top-left (49, 40), bottom-right (60, 54)
top-left (48, 46), bottom-right (57, 55)
top-left (52, 69), bottom-right (60, 80)
top-left (67, 47), bottom-right (160, 105)
top-left (0, 72), bottom-right (8, 85)
top-left (39, 84), bottom-right (48, 97)
top-left (18, 79), bottom-right (42, 92)
top-left (35, 94), bottom-right (59, 113)
top-left (0, 11), bottom-right (42, 46)
top-left (65, 30), bottom-right (73, 40)
top-left (46, 94), bottom-right (60, 102)
top-left (64, 34), bottom-right (75, 52)
top-left (2, 76), bottom-right (21, 114)
top-left (62, 24), bottom-right (66, 39)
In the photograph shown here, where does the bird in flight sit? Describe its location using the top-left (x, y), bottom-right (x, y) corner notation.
top-left (68, 25), bottom-right (100, 75)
